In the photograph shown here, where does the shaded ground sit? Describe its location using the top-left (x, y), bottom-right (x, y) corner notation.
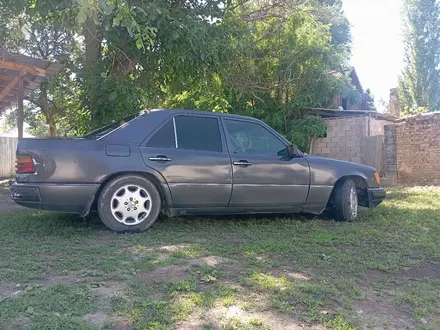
top-left (1, 187), bottom-right (440, 329)
top-left (0, 181), bottom-right (25, 213)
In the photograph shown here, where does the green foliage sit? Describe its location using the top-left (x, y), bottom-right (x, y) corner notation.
top-left (399, 0), bottom-right (440, 114)
top-left (365, 88), bottom-right (375, 110)
top-left (290, 116), bottom-right (328, 151)
top-left (1, 0), bottom-right (352, 141)
top-left (402, 106), bottom-right (430, 117)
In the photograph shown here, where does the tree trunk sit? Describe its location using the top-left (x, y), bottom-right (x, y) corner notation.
top-left (83, 17), bottom-right (102, 73)
top-left (47, 115), bottom-right (57, 136)
top-left (39, 84), bottom-right (57, 136)
top-left (83, 17), bottom-right (102, 122)
top-left (284, 87), bottom-right (289, 134)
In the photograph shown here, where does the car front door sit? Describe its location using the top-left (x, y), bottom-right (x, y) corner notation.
top-left (140, 114), bottom-right (232, 208)
top-left (222, 118), bottom-right (310, 207)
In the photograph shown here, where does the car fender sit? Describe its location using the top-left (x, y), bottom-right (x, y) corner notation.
top-left (305, 156), bottom-right (377, 211)
top-left (82, 165), bottom-right (174, 217)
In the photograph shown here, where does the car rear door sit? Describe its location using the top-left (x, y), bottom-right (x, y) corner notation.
top-left (222, 118), bottom-right (309, 207)
top-left (140, 114), bottom-right (232, 208)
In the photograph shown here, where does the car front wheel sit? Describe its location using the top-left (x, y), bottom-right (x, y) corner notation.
top-left (97, 175), bottom-right (161, 232)
top-left (333, 179), bottom-right (358, 222)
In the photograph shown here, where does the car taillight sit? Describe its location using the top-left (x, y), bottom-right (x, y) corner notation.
top-left (16, 155), bottom-right (36, 174)
top-left (374, 172), bottom-right (381, 185)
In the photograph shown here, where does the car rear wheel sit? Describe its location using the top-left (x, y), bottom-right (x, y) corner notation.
top-left (333, 179), bottom-right (358, 222)
top-left (98, 175), bottom-right (161, 232)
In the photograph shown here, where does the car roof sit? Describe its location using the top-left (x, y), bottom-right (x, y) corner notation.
top-left (102, 108), bottom-right (267, 144)
top-left (149, 108), bottom-right (260, 121)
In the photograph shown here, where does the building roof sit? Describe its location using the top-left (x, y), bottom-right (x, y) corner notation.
top-left (305, 108), bottom-right (396, 121)
top-left (0, 50), bottom-right (63, 113)
top-left (330, 67), bottom-right (364, 93)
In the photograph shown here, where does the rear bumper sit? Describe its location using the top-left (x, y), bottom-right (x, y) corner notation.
top-left (11, 182), bottom-right (100, 216)
top-left (368, 187), bottom-right (386, 208)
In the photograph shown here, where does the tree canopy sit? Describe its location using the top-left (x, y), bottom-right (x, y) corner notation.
top-left (399, 0), bottom-right (440, 114)
top-left (1, 0), bottom-right (354, 150)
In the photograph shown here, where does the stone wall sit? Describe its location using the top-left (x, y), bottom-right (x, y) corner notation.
top-left (395, 113), bottom-right (440, 185)
top-left (312, 115), bottom-right (389, 164)
top-left (312, 116), bottom-right (367, 164)
top-left (370, 119), bottom-right (390, 136)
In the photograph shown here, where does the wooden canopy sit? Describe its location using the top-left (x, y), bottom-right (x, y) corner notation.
top-left (0, 50), bottom-right (62, 138)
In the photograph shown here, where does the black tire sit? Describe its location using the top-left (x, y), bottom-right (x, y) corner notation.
top-left (333, 179), bottom-right (358, 222)
top-left (97, 175), bottom-right (161, 232)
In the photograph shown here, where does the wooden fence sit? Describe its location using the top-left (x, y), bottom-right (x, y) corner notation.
top-left (361, 135), bottom-right (385, 175)
top-left (0, 137), bottom-right (18, 178)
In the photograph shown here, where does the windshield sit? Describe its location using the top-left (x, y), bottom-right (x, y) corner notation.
top-left (83, 113), bottom-right (142, 140)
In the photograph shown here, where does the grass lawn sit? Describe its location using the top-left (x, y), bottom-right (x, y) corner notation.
top-left (1, 187), bottom-right (440, 330)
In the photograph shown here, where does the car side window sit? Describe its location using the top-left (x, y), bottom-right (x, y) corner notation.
top-left (175, 116), bottom-right (223, 152)
top-left (224, 119), bottom-right (286, 156)
top-left (146, 119), bottom-right (176, 148)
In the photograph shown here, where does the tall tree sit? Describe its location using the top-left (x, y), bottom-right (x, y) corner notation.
top-left (399, 0), bottom-right (440, 114)
top-left (1, 0), bottom-right (352, 148)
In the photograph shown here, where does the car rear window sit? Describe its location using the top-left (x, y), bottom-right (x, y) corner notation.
top-left (83, 113), bottom-right (141, 140)
top-left (146, 120), bottom-right (176, 148)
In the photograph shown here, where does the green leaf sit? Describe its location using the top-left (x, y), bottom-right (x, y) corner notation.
top-left (77, 11), bottom-right (87, 24)
top-left (136, 38), bottom-right (143, 50)
top-left (113, 14), bottom-right (121, 26)
top-left (109, 91), bottom-right (118, 101)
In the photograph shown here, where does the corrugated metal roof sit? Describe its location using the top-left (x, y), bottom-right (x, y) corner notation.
top-left (0, 49), bottom-right (63, 112)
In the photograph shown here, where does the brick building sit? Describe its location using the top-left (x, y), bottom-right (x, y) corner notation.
top-left (330, 67), bottom-right (371, 110)
top-left (384, 112), bottom-right (440, 185)
top-left (308, 108), bottom-right (394, 167)
top-left (308, 107), bottom-right (440, 186)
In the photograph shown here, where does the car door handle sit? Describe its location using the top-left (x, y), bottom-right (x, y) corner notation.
top-left (233, 160), bottom-right (252, 166)
top-left (149, 155), bottom-right (172, 162)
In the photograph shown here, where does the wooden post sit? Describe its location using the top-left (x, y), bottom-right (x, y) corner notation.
top-left (17, 77), bottom-right (24, 139)
top-left (309, 137), bottom-right (315, 155)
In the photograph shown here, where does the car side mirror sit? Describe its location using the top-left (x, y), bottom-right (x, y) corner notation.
top-left (287, 144), bottom-right (299, 157)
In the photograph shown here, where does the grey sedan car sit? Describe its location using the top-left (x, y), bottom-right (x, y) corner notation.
top-left (12, 109), bottom-right (385, 232)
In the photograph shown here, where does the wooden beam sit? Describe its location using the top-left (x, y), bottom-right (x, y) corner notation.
top-left (0, 76), bottom-right (30, 91)
top-left (0, 75), bottom-right (16, 82)
top-left (17, 77), bottom-right (24, 139)
top-left (0, 70), bottom-right (26, 101)
top-left (0, 60), bottom-right (46, 77)
top-left (0, 95), bottom-right (18, 102)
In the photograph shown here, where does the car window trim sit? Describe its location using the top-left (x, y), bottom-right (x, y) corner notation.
top-left (173, 114), bottom-right (226, 153)
top-left (221, 117), bottom-right (288, 156)
top-left (96, 114), bottom-right (140, 141)
top-left (172, 117), bottom-right (178, 148)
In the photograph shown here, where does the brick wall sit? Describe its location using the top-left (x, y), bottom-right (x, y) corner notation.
top-left (311, 112), bottom-right (440, 186)
top-left (312, 116), bottom-right (367, 163)
top-left (395, 113), bottom-right (440, 185)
